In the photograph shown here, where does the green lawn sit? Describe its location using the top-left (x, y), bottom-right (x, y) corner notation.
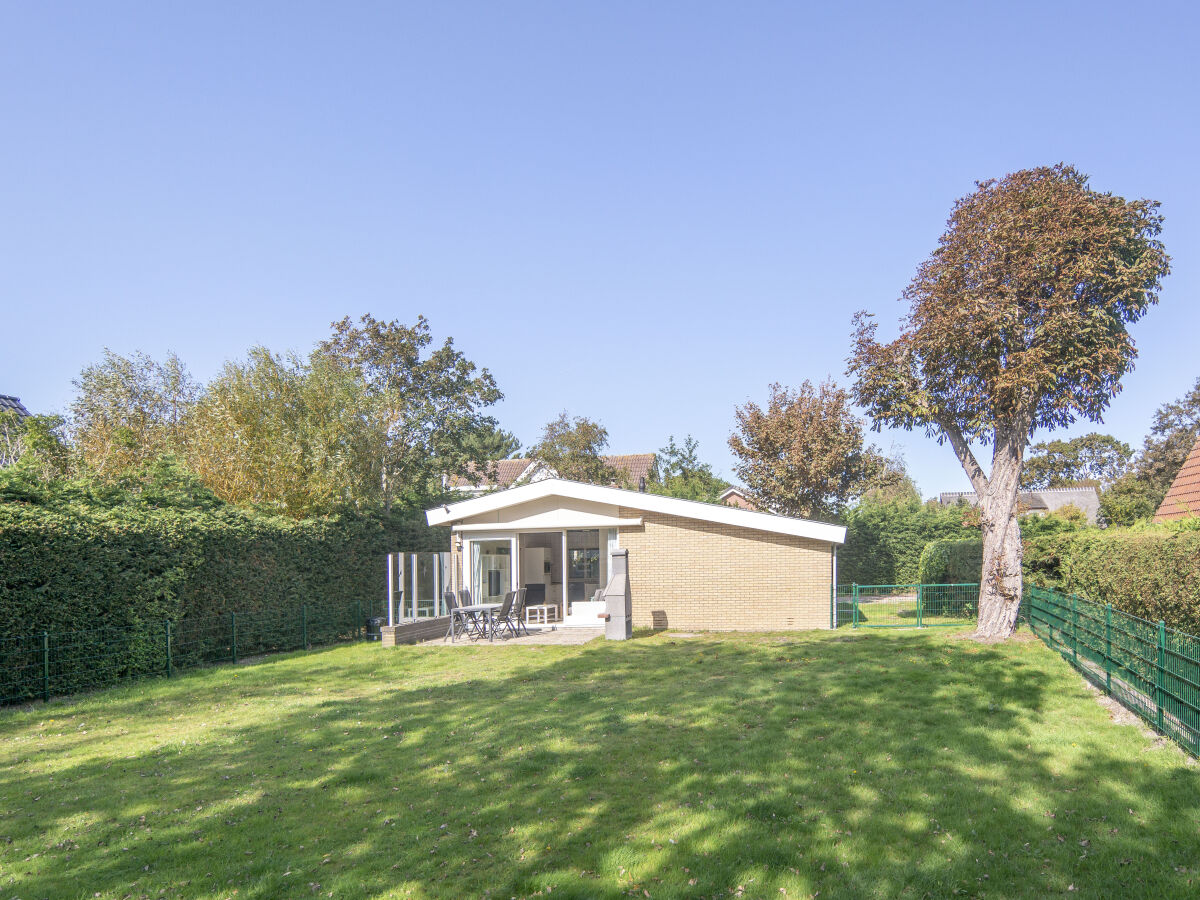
top-left (2, 629), bottom-right (1198, 899)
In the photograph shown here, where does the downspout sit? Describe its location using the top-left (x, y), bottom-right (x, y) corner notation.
top-left (830, 545), bottom-right (838, 630)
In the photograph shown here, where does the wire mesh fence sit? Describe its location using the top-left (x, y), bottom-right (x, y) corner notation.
top-left (835, 583), bottom-right (980, 628)
top-left (1027, 584), bottom-right (1200, 758)
top-left (0, 599), bottom-right (373, 706)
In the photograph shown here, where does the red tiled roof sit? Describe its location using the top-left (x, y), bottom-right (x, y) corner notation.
top-left (446, 458), bottom-right (533, 489)
top-left (1154, 436), bottom-right (1200, 522)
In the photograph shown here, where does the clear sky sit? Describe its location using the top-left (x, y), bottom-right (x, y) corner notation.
top-left (2, 2), bottom-right (1197, 497)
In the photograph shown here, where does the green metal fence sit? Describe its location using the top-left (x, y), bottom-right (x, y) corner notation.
top-left (0, 599), bottom-right (374, 706)
top-left (1027, 584), bottom-right (1200, 758)
top-left (836, 583), bottom-right (980, 628)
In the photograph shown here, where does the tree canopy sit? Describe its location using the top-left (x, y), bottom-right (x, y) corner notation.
top-left (728, 379), bottom-right (891, 519)
top-left (648, 435), bottom-right (729, 503)
top-left (1021, 433), bottom-right (1132, 490)
top-left (849, 164), bottom-right (1170, 637)
top-left (529, 412), bottom-right (617, 484)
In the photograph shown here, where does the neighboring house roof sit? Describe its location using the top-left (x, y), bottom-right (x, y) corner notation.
top-left (719, 486), bottom-right (758, 511)
top-left (446, 458), bottom-right (537, 490)
top-left (427, 477), bottom-right (846, 544)
top-left (0, 395), bottom-right (30, 418)
top-left (1154, 436), bottom-right (1200, 522)
top-left (447, 454), bottom-right (656, 491)
top-left (938, 487), bottom-right (1100, 523)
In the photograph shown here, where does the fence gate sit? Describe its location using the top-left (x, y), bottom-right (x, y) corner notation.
top-left (849, 583), bottom-right (980, 628)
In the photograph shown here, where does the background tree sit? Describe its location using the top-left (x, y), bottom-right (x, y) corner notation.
top-left (317, 314), bottom-right (502, 510)
top-left (530, 412), bottom-right (617, 484)
top-left (1021, 433), bottom-right (1133, 489)
top-left (648, 435), bottom-right (729, 502)
top-left (461, 422), bottom-right (522, 461)
top-left (0, 411), bottom-right (70, 483)
top-left (70, 350), bottom-right (199, 478)
top-left (849, 165), bottom-right (1169, 638)
top-left (185, 347), bottom-right (377, 516)
top-left (1099, 377), bottom-right (1200, 524)
top-left (728, 379), bottom-right (884, 518)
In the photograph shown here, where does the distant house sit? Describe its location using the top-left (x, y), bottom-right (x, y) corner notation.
top-left (719, 486), bottom-right (757, 511)
top-left (0, 395), bottom-right (30, 419)
top-left (0, 395), bottom-right (32, 468)
top-left (937, 486), bottom-right (1101, 524)
top-left (446, 454), bottom-right (657, 497)
top-left (1154, 436), bottom-right (1200, 522)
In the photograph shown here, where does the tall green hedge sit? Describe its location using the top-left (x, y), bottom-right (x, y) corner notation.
top-left (0, 500), bottom-right (447, 699)
top-left (916, 538), bottom-right (984, 585)
top-left (1023, 527), bottom-right (1200, 634)
top-left (838, 498), bottom-right (978, 585)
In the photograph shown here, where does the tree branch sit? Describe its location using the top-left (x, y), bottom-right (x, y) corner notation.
top-left (938, 419), bottom-right (990, 494)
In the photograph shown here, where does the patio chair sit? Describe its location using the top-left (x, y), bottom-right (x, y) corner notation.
top-left (492, 588), bottom-right (529, 639)
top-left (508, 587), bottom-right (530, 636)
top-left (487, 591), bottom-right (517, 641)
top-left (457, 589), bottom-right (486, 639)
top-left (443, 590), bottom-right (473, 643)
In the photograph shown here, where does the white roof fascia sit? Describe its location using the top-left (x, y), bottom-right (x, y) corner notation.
top-left (426, 479), bottom-right (846, 544)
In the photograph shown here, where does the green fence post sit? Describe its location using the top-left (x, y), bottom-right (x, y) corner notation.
top-left (1104, 605), bottom-right (1112, 695)
top-left (1156, 620), bottom-right (1166, 733)
top-left (916, 585), bottom-right (924, 629)
top-left (852, 583), bottom-right (859, 629)
top-left (231, 612), bottom-right (238, 665)
top-left (302, 604), bottom-right (309, 650)
top-left (41, 632), bottom-right (50, 702)
top-left (164, 620), bottom-right (173, 678)
top-left (1075, 595), bottom-right (1084, 667)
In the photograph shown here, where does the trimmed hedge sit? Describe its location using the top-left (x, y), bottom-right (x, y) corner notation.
top-left (0, 501), bottom-right (447, 699)
top-left (1023, 527), bottom-right (1200, 634)
top-left (917, 538), bottom-right (983, 585)
top-left (839, 499), bottom-right (978, 585)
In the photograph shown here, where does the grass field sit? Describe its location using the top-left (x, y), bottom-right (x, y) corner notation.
top-left (2, 628), bottom-right (1198, 899)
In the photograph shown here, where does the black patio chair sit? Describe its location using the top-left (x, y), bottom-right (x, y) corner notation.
top-left (457, 589), bottom-right (486, 639)
top-left (507, 587), bottom-right (530, 637)
top-left (487, 591), bottom-right (517, 641)
top-left (443, 590), bottom-right (472, 643)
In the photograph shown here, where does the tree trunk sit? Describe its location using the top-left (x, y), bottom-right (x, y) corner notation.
top-left (974, 493), bottom-right (1024, 639)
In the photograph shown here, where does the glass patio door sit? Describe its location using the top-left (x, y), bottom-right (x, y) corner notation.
top-left (470, 539), bottom-right (513, 604)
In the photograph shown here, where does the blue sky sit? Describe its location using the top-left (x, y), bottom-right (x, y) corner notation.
top-left (2, 2), bottom-right (1197, 497)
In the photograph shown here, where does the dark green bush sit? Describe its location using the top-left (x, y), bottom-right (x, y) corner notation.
top-left (839, 497), bottom-right (978, 585)
top-left (1023, 525), bottom-right (1200, 634)
top-left (916, 538), bottom-right (983, 585)
top-left (0, 498), bottom-right (446, 700)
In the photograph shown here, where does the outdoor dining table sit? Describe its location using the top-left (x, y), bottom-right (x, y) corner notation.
top-left (457, 602), bottom-right (501, 641)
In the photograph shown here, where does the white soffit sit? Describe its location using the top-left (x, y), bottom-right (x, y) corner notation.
top-left (426, 479), bottom-right (846, 544)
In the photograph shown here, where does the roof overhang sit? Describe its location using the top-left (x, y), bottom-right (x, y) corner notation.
top-left (426, 478), bottom-right (846, 544)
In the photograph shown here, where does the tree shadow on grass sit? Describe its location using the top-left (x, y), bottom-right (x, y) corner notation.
top-left (3, 633), bottom-right (1200, 898)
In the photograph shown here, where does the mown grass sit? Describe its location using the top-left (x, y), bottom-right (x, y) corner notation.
top-left (1, 628), bottom-right (1198, 898)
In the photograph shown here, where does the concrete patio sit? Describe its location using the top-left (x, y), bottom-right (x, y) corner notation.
top-left (424, 626), bottom-right (604, 646)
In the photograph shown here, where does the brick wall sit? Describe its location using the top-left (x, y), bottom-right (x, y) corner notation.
top-left (618, 508), bottom-right (833, 631)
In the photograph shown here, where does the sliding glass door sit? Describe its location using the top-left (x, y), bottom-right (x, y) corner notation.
top-left (470, 538), bottom-right (514, 604)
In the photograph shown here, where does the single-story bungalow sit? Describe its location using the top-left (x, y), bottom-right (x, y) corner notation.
top-left (425, 478), bottom-right (845, 632)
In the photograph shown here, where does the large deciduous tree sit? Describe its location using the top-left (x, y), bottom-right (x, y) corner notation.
top-left (530, 412), bottom-right (617, 484)
top-left (70, 350), bottom-right (199, 478)
top-left (849, 165), bottom-right (1170, 638)
top-left (317, 315), bottom-right (502, 510)
top-left (728, 379), bottom-right (887, 518)
top-left (184, 347), bottom-right (377, 516)
top-left (1021, 433), bottom-right (1133, 490)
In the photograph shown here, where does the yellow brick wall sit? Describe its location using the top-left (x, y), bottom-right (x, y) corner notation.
top-left (618, 508), bottom-right (833, 631)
